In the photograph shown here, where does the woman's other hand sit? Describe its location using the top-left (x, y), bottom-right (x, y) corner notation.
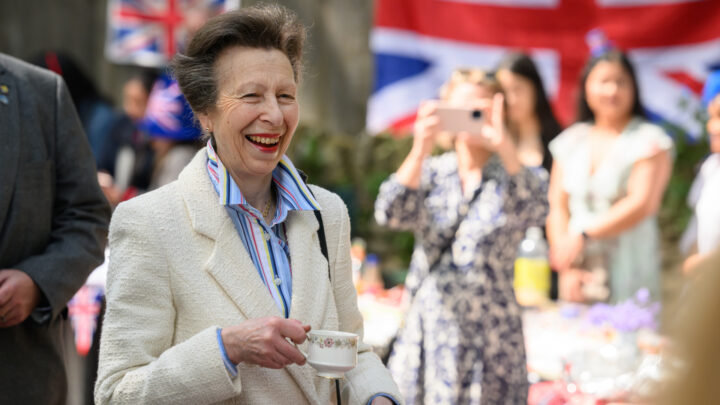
top-left (97, 172), bottom-right (123, 207)
top-left (549, 232), bottom-right (584, 272)
top-left (559, 268), bottom-right (586, 302)
top-left (458, 93), bottom-right (521, 174)
top-left (411, 100), bottom-right (440, 158)
top-left (396, 101), bottom-right (440, 189)
top-left (221, 317), bottom-right (310, 369)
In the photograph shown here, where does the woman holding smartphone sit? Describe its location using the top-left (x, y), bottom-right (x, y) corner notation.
top-left (375, 69), bottom-right (548, 404)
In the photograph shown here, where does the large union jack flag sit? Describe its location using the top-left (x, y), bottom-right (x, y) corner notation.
top-left (105, 0), bottom-right (239, 67)
top-left (368, 0), bottom-right (720, 138)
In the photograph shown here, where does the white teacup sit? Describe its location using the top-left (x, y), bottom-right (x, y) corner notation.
top-left (296, 330), bottom-right (358, 379)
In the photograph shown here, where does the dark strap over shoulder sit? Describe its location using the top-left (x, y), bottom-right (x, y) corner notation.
top-left (429, 183), bottom-right (484, 271)
top-left (313, 210), bottom-right (330, 281)
top-left (298, 169), bottom-right (331, 281)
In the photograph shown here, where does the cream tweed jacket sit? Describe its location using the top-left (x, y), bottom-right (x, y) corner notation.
top-left (95, 150), bottom-right (403, 405)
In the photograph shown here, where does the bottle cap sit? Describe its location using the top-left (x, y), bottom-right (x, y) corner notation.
top-left (366, 254), bottom-right (379, 266)
top-left (526, 226), bottom-right (543, 240)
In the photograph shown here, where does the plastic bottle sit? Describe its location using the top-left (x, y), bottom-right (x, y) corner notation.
top-left (350, 238), bottom-right (367, 288)
top-left (514, 226), bottom-right (551, 306)
top-left (362, 254), bottom-right (384, 295)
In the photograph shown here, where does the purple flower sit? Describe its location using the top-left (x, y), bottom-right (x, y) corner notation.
top-left (587, 303), bottom-right (612, 325)
top-left (584, 289), bottom-right (660, 332)
top-left (635, 288), bottom-right (651, 305)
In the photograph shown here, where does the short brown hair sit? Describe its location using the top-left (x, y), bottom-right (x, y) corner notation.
top-left (171, 4), bottom-right (306, 114)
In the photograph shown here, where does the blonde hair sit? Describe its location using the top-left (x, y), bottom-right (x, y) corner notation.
top-left (439, 68), bottom-right (501, 100)
top-left (657, 248), bottom-right (720, 404)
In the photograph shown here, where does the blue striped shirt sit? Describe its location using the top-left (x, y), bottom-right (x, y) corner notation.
top-left (206, 141), bottom-right (320, 318)
top-left (207, 143), bottom-right (398, 404)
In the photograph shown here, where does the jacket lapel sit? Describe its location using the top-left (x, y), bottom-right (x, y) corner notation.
top-left (284, 210), bottom-right (332, 403)
top-left (286, 210), bottom-right (330, 328)
top-left (179, 151), bottom-right (279, 320)
top-left (178, 151), bottom-right (324, 404)
top-left (204, 217), bottom-right (283, 320)
top-left (0, 66), bottom-right (20, 228)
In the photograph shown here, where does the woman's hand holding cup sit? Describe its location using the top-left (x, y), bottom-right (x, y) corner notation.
top-left (221, 317), bottom-right (310, 369)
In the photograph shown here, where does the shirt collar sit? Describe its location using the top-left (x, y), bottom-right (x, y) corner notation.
top-left (205, 140), bottom-right (320, 216)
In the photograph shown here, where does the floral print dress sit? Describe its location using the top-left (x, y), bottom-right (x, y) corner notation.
top-left (375, 152), bottom-right (549, 405)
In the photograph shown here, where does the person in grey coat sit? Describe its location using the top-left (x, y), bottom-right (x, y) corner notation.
top-left (0, 52), bottom-right (111, 405)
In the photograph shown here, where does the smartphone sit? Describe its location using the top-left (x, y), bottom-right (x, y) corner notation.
top-left (434, 105), bottom-right (485, 134)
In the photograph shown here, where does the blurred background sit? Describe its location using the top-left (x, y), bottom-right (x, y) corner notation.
top-left (3, 0), bottom-right (716, 293)
top-left (3, 1), bottom-right (720, 403)
top-left (0, 0), bottom-right (416, 273)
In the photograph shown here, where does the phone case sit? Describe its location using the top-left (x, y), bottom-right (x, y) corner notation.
top-left (434, 105), bottom-right (485, 134)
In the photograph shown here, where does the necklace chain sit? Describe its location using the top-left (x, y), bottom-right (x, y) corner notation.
top-left (262, 192), bottom-right (273, 221)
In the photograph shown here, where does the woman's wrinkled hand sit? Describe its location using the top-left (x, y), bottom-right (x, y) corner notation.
top-left (221, 317), bottom-right (311, 369)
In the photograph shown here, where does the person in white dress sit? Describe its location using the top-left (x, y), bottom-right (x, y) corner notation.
top-left (683, 86), bottom-right (720, 274)
top-left (546, 49), bottom-right (674, 303)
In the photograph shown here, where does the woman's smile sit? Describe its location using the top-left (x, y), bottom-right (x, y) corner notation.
top-left (245, 133), bottom-right (282, 153)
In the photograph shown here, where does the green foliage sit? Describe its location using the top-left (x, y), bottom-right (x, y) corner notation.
top-left (657, 123), bottom-right (710, 242)
top-left (287, 126), bottom-right (415, 277)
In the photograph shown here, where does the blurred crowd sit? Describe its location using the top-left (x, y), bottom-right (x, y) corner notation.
top-left (372, 41), bottom-right (720, 403)
top-left (4, 13), bottom-right (719, 404)
top-left (29, 51), bottom-right (204, 210)
top-left (25, 46), bottom-right (720, 308)
top-left (19, 44), bottom-right (720, 404)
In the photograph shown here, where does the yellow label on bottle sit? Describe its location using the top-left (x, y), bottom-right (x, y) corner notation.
top-left (514, 258), bottom-right (550, 306)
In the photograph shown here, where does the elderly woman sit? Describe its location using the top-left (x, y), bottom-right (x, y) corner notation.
top-left (375, 69), bottom-right (548, 404)
top-left (95, 5), bottom-right (401, 405)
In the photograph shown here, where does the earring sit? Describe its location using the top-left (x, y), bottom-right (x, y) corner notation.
top-left (205, 127), bottom-right (211, 132)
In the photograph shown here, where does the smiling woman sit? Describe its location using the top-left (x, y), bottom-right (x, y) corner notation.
top-left (95, 5), bottom-right (401, 405)
top-left (197, 46), bottom-right (299, 188)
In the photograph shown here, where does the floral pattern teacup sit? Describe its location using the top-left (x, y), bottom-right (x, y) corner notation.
top-left (297, 330), bottom-right (358, 379)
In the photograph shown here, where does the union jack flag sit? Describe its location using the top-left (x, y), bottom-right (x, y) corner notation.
top-left (105, 0), bottom-right (239, 67)
top-left (68, 285), bottom-right (104, 356)
top-left (368, 0), bottom-right (720, 138)
top-left (139, 73), bottom-right (201, 140)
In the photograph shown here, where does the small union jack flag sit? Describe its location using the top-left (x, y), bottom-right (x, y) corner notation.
top-left (138, 73), bottom-right (202, 140)
top-left (68, 285), bottom-right (104, 356)
top-left (105, 0), bottom-right (239, 67)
